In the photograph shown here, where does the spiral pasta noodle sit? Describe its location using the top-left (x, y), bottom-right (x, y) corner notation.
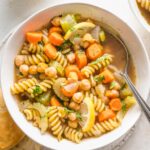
top-left (23, 108), bottom-right (40, 127)
top-left (64, 126), bottom-right (83, 143)
top-left (55, 52), bottom-right (68, 68)
top-left (85, 91), bottom-right (105, 113)
top-left (48, 106), bottom-right (64, 140)
top-left (27, 79), bottom-right (55, 97)
top-left (11, 78), bottom-right (38, 94)
top-left (83, 119), bottom-right (120, 138)
top-left (24, 53), bottom-right (49, 65)
top-left (41, 28), bottom-right (49, 44)
top-left (137, 0), bottom-right (150, 11)
top-left (81, 54), bottom-right (113, 78)
top-left (20, 42), bottom-right (30, 55)
top-left (28, 43), bottom-right (44, 54)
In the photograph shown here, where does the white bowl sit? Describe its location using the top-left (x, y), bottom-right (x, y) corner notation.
top-left (1, 3), bottom-right (150, 150)
top-left (129, 0), bottom-right (150, 32)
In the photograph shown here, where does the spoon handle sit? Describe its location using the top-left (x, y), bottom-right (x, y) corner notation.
top-left (122, 73), bottom-right (150, 122)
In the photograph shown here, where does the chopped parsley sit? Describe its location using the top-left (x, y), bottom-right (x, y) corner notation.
top-left (110, 81), bottom-right (116, 89)
top-left (74, 34), bottom-right (80, 38)
top-left (121, 83), bottom-right (126, 90)
top-left (64, 107), bottom-right (83, 121)
top-left (76, 112), bottom-right (82, 121)
top-left (121, 100), bottom-right (127, 114)
top-left (19, 72), bottom-right (23, 76)
top-left (57, 40), bottom-right (72, 51)
top-left (33, 85), bottom-right (42, 95)
top-left (94, 75), bottom-right (105, 82)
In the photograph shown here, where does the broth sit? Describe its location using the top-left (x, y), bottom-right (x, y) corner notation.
top-left (103, 32), bottom-right (136, 83)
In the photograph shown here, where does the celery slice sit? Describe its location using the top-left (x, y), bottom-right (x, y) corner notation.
top-left (60, 14), bottom-right (77, 32)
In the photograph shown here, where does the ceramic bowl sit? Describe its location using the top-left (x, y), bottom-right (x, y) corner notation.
top-left (1, 3), bottom-right (150, 150)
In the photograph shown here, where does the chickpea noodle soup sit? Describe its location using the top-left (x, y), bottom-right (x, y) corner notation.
top-left (11, 14), bottom-right (136, 143)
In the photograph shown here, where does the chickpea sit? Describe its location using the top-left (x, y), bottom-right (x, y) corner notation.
top-left (68, 112), bottom-right (77, 121)
top-left (72, 92), bottom-right (83, 103)
top-left (102, 96), bottom-right (110, 104)
top-left (37, 63), bottom-right (48, 73)
top-left (51, 16), bottom-right (61, 27)
top-left (105, 90), bottom-right (119, 99)
top-left (19, 64), bottom-right (29, 76)
top-left (66, 53), bottom-right (75, 64)
top-left (69, 101), bottom-right (80, 111)
top-left (45, 67), bottom-right (57, 78)
top-left (83, 41), bottom-right (90, 49)
top-left (95, 84), bottom-right (106, 98)
top-left (29, 65), bottom-right (38, 75)
top-left (68, 72), bottom-right (78, 81)
top-left (15, 55), bottom-right (24, 67)
top-left (68, 120), bottom-right (78, 129)
top-left (79, 79), bottom-right (91, 91)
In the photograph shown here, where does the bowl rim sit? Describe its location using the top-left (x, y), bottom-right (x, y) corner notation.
top-left (1, 2), bottom-right (150, 150)
top-left (128, 0), bottom-right (150, 32)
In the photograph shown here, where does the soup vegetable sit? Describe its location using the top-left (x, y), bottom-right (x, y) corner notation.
top-left (10, 14), bottom-right (136, 143)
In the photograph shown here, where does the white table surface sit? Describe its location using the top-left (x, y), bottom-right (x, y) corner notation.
top-left (0, 0), bottom-right (150, 150)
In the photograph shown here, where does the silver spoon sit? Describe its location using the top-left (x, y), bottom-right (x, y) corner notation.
top-left (115, 36), bottom-right (150, 122)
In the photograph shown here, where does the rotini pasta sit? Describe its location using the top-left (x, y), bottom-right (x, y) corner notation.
top-left (137, 0), bottom-right (150, 11)
top-left (24, 53), bottom-right (49, 65)
top-left (83, 118), bottom-right (120, 138)
top-left (23, 108), bottom-right (40, 127)
top-left (64, 126), bottom-right (83, 143)
top-left (20, 42), bottom-right (30, 55)
top-left (11, 78), bottom-right (38, 94)
top-left (85, 91), bottom-right (105, 113)
top-left (28, 43), bottom-right (44, 54)
top-left (41, 28), bottom-right (49, 44)
top-left (81, 54), bottom-right (113, 78)
top-left (27, 79), bottom-right (55, 97)
top-left (48, 106), bottom-right (64, 140)
top-left (55, 52), bottom-right (68, 68)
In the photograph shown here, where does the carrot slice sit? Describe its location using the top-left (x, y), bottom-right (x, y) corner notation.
top-left (86, 43), bottom-right (103, 60)
top-left (100, 69), bottom-right (114, 83)
top-left (105, 90), bottom-right (119, 99)
top-left (49, 32), bottom-right (64, 46)
top-left (50, 96), bottom-right (62, 106)
top-left (98, 109), bottom-right (115, 122)
top-left (49, 27), bottom-right (62, 34)
top-left (26, 32), bottom-right (42, 43)
top-left (75, 51), bottom-right (87, 69)
top-left (61, 82), bottom-right (79, 97)
top-left (109, 98), bottom-right (122, 111)
top-left (44, 43), bottom-right (57, 59)
top-left (65, 65), bottom-right (79, 77)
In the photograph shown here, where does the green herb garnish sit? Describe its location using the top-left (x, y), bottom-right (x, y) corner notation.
top-left (33, 85), bottom-right (43, 95)
top-left (121, 100), bottom-right (127, 114)
top-left (57, 40), bottom-right (72, 51)
top-left (64, 107), bottom-right (74, 113)
top-left (76, 112), bottom-right (82, 121)
top-left (64, 107), bottom-right (83, 121)
top-left (121, 83), bottom-right (126, 90)
top-left (110, 81), bottom-right (116, 89)
top-left (94, 75), bottom-right (105, 82)
top-left (89, 54), bottom-right (108, 65)
top-left (19, 72), bottom-right (23, 76)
